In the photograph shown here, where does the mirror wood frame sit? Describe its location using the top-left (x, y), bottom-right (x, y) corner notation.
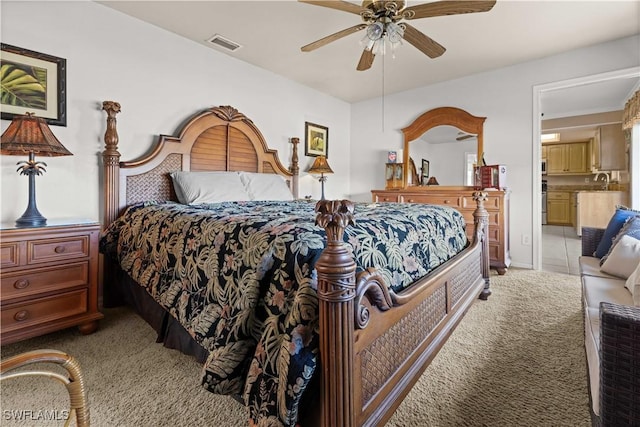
top-left (401, 107), bottom-right (486, 188)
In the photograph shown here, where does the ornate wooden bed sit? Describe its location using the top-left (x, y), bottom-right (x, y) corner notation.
top-left (100, 101), bottom-right (491, 427)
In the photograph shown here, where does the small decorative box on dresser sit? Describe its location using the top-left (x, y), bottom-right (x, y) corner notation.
top-left (0, 221), bottom-right (103, 344)
top-left (372, 187), bottom-right (511, 275)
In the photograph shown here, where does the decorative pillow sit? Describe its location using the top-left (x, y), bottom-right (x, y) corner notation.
top-left (594, 206), bottom-right (640, 258)
top-left (600, 235), bottom-right (640, 279)
top-left (600, 216), bottom-right (640, 265)
top-left (170, 171), bottom-right (250, 204)
top-left (238, 172), bottom-right (294, 201)
top-left (625, 261), bottom-right (640, 306)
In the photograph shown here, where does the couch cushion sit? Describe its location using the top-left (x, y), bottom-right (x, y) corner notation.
top-left (579, 256), bottom-right (618, 279)
top-left (582, 275), bottom-right (632, 309)
top-left (583, 306), bottom-right (601, 416)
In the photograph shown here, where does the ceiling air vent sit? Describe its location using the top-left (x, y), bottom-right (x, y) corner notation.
top-left (206, 34), bottom-right (242, 52)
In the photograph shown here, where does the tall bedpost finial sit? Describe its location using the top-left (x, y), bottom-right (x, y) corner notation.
top-left (472, 191), bottom-right (491, 300)
top-left (102, 101), bottom-right (122, 231)
top-left (314, 199), bottom-right (357, 427)
top-left (290, 137), bottom-right (300, 199)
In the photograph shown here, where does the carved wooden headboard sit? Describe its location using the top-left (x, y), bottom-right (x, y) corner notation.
top-left (101, 102), bottom-right (299, 228)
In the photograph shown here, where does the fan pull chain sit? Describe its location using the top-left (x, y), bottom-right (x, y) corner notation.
top-left (381, 63), bottom-right (384, 131)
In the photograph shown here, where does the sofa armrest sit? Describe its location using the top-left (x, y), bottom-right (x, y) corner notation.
top-left (599, 302), bottom-right (640, 425)
top-left (582, 227), bottom-right (605, 257)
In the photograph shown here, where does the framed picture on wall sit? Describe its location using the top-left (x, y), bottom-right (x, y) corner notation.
top-left (421, 159), bottom-right (430, 184)
top-left (0, 43), bottom-right (67, 126)
top-left (305, 122), bottom-right (328, 157)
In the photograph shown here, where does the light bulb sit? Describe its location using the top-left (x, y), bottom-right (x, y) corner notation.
top-left (366, 22), bottom-right (384, 41)
top-left (386, 22), bottom-right (404, 44)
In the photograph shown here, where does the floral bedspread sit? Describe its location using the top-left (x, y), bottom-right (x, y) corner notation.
top-left (100, 200), bottom-right (467, 426)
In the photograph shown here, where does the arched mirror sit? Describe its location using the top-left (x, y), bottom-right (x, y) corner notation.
top-left (401, 107), bottom-right (485, 187)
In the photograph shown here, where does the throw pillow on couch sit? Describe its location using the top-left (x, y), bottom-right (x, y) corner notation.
top-left (626, 261), bottom-right (640, 306)
top-left (595, 206), bottom-right (640, 259)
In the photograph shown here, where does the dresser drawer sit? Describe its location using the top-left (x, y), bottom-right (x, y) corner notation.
top-left (1, 289), bottom-right (88, 334)
top-left (28, 235), bottom-right (90, 265)
top-left (461, 194), bottom-right (501, 210)
top-left (373, 193), bottom-right (400, 202)
top-left (1, 262), bottom-right (89, 301)
top-left (460, 211), bottom-right (500, 228)
top-left (1, 242), bottom-right (19, 269)
top-left (400, 194), bottom-right (461, 207)
top-left (464, 224), bottom-right (500, 244)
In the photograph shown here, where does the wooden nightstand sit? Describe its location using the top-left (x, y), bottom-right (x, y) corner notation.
top-left (0, 221), bottom-right (103, 345)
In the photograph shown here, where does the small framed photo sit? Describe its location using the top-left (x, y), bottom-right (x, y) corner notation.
top-left (421, 159), bottom-right (430, 184)
top-left (305, 121), bottom-right (328, 157)
top-left (1, 44), bottom-right (67, 126)
top-left (387, 151), bottom-right (397, 163)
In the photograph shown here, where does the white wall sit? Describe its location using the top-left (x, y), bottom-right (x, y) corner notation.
top-left (0, 0), bottom-right (351, 224)
top-left (351, 35), bottom-right (640, 268)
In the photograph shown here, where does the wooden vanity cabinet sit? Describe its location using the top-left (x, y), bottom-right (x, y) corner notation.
top-left (371, 187), bottom-right (511, 275)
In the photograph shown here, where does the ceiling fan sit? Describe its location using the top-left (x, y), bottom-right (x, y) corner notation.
top-left (299, 0), bottom-right (496, 71)
top-left (456, 131), bottom-right (477, 141)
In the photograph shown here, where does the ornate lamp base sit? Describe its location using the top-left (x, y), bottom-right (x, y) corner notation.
top-left (15, 163), bottom-right (47, 228)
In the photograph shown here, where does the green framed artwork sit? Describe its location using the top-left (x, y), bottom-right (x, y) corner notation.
top-left (304, 121), bottom-right (328, 157)
top-left (1, 44), bottom-right (67, 126)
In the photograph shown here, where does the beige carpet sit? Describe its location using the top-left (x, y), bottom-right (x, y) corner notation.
top-left (0, 269), bottom-right (590, 426)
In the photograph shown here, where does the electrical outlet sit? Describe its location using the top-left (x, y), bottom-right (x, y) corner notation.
top-left (584, 177), bottom-right (590, 183)
top-left (522, 234), bottom-right (531, 245)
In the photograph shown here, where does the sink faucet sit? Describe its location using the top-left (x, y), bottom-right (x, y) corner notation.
top-left (593, 172), bottom-right (610, 190)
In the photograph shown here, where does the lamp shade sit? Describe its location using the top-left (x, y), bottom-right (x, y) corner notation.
top-left (1, 113), bottom-right (72, 156)
top-left (308, 156), bottom-right (333, 175)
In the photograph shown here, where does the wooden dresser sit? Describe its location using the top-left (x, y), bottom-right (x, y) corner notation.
top-left (0, 221), bottom-right (103, 344)
top-left (372, 187), bottom-right (511, 274)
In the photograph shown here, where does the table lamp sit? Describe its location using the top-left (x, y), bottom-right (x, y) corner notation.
top-left (1, 113), bottom-right (73, 227)
top-left (308, 156), bottom-right (333, 200)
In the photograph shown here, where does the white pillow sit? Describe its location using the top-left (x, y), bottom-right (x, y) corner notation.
top-left (600, 235), bottom-right (640, 279)
top-left (170, 171), bottom-right (250, 204)
top-left (626, 261), bottom-right (640, 306)
top-left (238, 172), bottom-right (294, 201)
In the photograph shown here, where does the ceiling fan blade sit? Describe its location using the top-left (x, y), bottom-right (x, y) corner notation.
top-left (401, 23), bottom-right (446, 58)
top-left (357, 49), bottom-right (375, 71)
top-left (301, 24), bottom-right (367, 52)
top-left (298, 0), bottom-right (366, 15)
top-left (456, 133), bottom-right (476, 141)
top-left (403, 0), bottom-right (496, 20)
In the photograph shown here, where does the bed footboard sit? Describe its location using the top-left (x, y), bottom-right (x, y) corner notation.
top-left (314, 193), bottom-right (489, 427)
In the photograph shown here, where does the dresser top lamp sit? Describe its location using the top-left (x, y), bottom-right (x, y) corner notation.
top-left (1, 112), bottom-right (72, 227)
top-left (308, 156), bottom-right (333, 200)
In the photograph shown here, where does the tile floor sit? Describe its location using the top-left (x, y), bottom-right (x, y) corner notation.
top-left (541, 225), bottom-right (582, 275)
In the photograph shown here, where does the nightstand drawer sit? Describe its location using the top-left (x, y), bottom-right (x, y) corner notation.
top-left (1, 262), bottom-right (89, 301)
top-left (1, 289), bottom-right (88, 334)
top-left (28, 235), bottom-right (90, 265)
top-left (1, 242), bottom-right (19, 268)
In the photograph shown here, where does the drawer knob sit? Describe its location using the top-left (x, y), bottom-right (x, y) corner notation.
top-left (54, 245), bottom-right (66, 253)
top-left (444, 200), bottom-right (450, 204)
top-left (408, 199), bottom-right (414, 203)
top-left (13, 279), bottom-right (30, 289)
top-left (14, 310), bottom-right (29, 322)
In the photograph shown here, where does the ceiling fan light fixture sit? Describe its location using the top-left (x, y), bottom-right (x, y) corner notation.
top-left (366, 22), bottom-right (384, 41)
top-left (386, 22), bottom-right (404, 44)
